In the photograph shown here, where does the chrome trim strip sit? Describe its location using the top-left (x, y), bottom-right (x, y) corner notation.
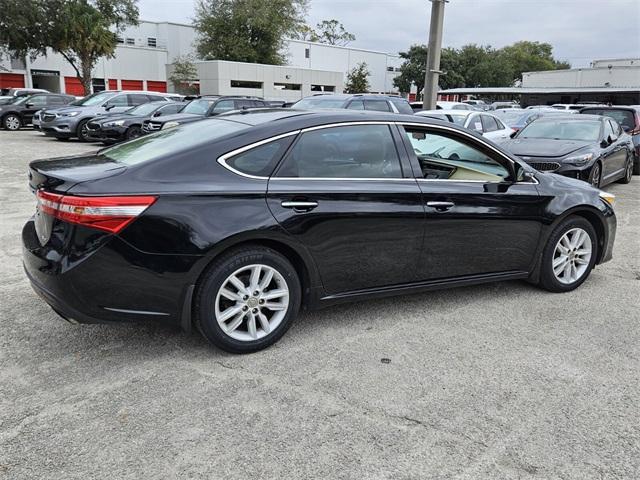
top-left (271, 177), bottom-right (416, 182)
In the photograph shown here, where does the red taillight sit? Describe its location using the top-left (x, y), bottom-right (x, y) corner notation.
top-left (36, 191), bottom-right (157, 233)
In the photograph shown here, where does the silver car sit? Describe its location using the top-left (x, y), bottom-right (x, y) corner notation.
top-left (39, 90), bottom-right (172, 142)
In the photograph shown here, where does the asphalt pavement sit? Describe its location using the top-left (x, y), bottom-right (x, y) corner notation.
top-left (1, 129), bottom-right (639, 479)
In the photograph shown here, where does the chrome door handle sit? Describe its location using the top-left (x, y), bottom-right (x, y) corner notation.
top-left (426, 201), bottom-right (454, 211)
top-left (281, 201), bottom-right (318, 211)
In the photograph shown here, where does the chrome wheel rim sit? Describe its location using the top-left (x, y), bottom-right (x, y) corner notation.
top-left (6, 116), bottom-right (20, 130)
top-left (215, 264), bottom-right (289, 342)
top-left (625, 156), bottom-right (633, 181)
top-left (553, 228), bottom-right (592, 284)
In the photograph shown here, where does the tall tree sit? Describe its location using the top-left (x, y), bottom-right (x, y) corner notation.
top-left (393, 44), bottom-right (427, 99)
top-left (168, 55), bottom-right (198, 94)
top-left (344, 62), bottom-right (370, 93)
top-left (0, 0), bottom-right (139, 95)
top-left (313, 19), bottom-right (355, 46)
top-left (195, 0), bottom-right (308, 65)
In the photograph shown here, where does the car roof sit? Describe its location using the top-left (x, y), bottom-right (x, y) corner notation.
top-left (301, 94), bottom-right (404, 101)
top-left (419, 109), bottom-right (474, 116)
top-left (535, 114), bottom-right (604, 122)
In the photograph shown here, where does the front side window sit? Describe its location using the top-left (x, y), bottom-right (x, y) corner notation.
top-left (481, 115), bottom-right (499, 132)
top-left (157, 104), bottom-right (183, 115)
top-left (27, 95), bottom-right (48, 107)
top-left (402, 127), bottom-right (510, 182)
top-left (277, 124), bottom-right (402, 178)
top-left (107, 95), bottom-right (129, 107)
top-left (182, 99), bottom-right (215, 115)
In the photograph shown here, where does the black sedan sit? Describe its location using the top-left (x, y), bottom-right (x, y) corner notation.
top-left (85, 101), bottom-right (184, 143)
top-left (501, 114), bottom-right (635, 188)
top-left (0, 93), bottom-right (74, 130)
top-left (23, 110), bottom-right (617, 353)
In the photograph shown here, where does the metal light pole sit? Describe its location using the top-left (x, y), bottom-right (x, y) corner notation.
top-left (423, 0), bottom-right (447, 109)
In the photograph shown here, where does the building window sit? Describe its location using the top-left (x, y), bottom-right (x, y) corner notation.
top-left (230, 80), bottom-right (263, 89)
top-left (92, 78), bottom-right (106, 92)
top-left (386, 66), bottom-right (394, 72)
top-left (116, 36), bottom-right (124, 44)
top-left (305, 48), bottom-right (310, 59)
top-left (147, 37), bottom-right (157, 48)
top-left (274, 82), bottom-right (301, 91)
top-left (311, 85), bottom-right (335, 92)
top-left (125, 38), bottom-right (135, 45)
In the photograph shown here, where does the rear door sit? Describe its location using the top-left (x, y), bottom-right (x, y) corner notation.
top-left (266, 122), bottom-right (425, 295)
top-left (23, 95), bottom-right (49, 123)
top-left (398, 123), bottom-right (544, 280)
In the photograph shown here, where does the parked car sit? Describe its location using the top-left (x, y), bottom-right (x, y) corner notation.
top-left (415, 109), bottom-right (514, 142)
top-left (0, 88), bottom-right (49, 105)
top-left (39, 90), bottom-right (172, 142)
top-left (23, 109), bottom-right (616, 353)
top-left (85, 101), bottom-right (185, 144)
top-left (492, 108), bottom-right (526, 127)
top-left (142, 96), bottom-right (269, 133)
top-left (508, 108), bottom-right (568, 134)
top-left (292, 94), bottom-right (414, 114)
top-left (462, 99), bottom-right (488, 110)
top-left (502, 114), bottom-right (635, 187)
top-left (489, 102), bottom-right (520, 111)
top-left (579, 106), bottom-right (640, 174)
top-left (0, 93), bottom-right (75, 130)
top-left (410, 101), bottom-right (475, 112)
top-left (552, 103), bottom-right (604, 112)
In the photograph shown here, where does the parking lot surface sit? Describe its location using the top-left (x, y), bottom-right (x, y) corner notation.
top-left (1, 129), bottom-right (639, 479)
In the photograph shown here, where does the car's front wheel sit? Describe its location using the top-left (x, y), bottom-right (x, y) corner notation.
top-left (538, 216), bottom-right (597, 292)
top-left (76, 119), bottom-right (92, 142)
top-left (195, 246), bottom-right (301, 353)
top-left (618, 151), bottom-right (633, 184)
top-left (588, 162), bottom-right (601, 188)
top-left (126, 125), bottom-right (142, 140)
top-left (2, 114), bottom-right (22, 131)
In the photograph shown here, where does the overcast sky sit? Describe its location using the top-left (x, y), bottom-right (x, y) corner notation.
top-left (138, 0), bottom-right (640, 67)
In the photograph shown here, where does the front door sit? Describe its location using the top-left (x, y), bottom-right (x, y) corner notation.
top-left (266, 123), bottom-right (425, 295)
top-left (398, 124), bottom-right (545, 280)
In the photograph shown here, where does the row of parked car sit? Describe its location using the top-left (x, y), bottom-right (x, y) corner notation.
top-left (1, 89), bottom-right (638, 189)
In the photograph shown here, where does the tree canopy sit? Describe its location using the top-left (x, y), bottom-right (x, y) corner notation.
top-left (0, 0), bottom-right (138, 95)
top-left (345, 62), bottom-right (370, 93)
top-left (394, 40), bottom-right (570, 98)
top-left (194, 0), bottom-right (308, 65)
top-left (168, 55), bottom-right (199, 95)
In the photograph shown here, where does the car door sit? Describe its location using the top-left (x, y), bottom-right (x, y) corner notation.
top-left (398, 123), bottom-right (545, 280)
top-left (266, 122), bottom-right (425, 295)
top-left (23, 95), bottom-right (48, 123)
top-left (600, 119), bottom-right (626, 182)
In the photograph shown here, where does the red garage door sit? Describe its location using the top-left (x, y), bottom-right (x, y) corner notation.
top-left (64, 77), bottom-right (85, 96)
top-left (146, 81), bottom-right (167, 93)
top-left (0, 73), bottom-right (26, 89)
top-left (108, 79), bottom-right (118, 90)
top-left (121, 79), bottom-right (143, 91)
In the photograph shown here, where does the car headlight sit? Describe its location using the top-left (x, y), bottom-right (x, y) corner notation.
top-left (599, 191), bottom-right (615, 207)
top-left (103, 120), bottom-right (125, 127)
top-left (162, 121), bottom-right (180, 130)
top-left (564, 152), bottom-right (594, 166)
top-left (60, 111), bottom-right (80, 117)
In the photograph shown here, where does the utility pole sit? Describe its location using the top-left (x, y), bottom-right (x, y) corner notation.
top-left (423, 0), bottom-right (447, 109)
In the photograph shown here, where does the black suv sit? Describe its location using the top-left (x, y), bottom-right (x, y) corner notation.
top-left (142, 96), bottom-right (268, 133)
top-left (0, 93), bottom-right (75, 130)
top-left (292, 94), bottom-right (414, 114)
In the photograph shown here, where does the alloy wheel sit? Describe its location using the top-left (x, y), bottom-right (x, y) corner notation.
top-left (4, 115), bottom-right (20, 130)
top-left (215, 264), bottom-right (289, 342)
top-left (625, 156), bottom-right (633, 182)
top-left (590, 163), bottom-right (601, 188)
top-left (552, 227), bottom-right (592, 284)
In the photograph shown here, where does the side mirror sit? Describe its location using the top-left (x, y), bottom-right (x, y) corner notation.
top-left (104, 104), bottom-right (114, 111)
top-left (510, 130), bottom-right (518, 139)
top-left (609, 134), bottom-right (618, 144)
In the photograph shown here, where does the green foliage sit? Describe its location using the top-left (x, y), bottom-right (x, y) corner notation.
top-left (0, 0), bottom-right (138, 95)
top-left (168, 55), bottom-right (199, 94)
top-left (313, 19), bottom-right (355, 46)
top-left (194, 0), bottom-right (308, 65)
top-left (345, 62), bottom-right (370, 93)
top-left (394, 40), bottom-right (569, 97)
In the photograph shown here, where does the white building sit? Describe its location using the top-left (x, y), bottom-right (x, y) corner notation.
top-left (0, 20), bottom-right (401, 98)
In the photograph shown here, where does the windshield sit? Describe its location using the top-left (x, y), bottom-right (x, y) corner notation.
top-left (519, 120), bottom-right (602, 141)
top-left (71, 91), bottom-right (116, 106)
top-left (101, 119), bottom-right (249, 166)
top-left (127, 102), bottom-right (164, 116)
top-left (181, 99), bottom-right (215, 115)
top-left (293, 97), bottom-right (347, 110)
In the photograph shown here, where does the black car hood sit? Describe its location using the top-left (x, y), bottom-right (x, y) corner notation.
top-left (503, 138), bottom-right (593, 158)
top-left (150, 112), bottom-right (203, 123)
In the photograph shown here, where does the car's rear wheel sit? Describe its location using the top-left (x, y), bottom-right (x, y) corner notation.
top-left (589, 162), bottom-right (601, 188)
top-left (538, 216), bottom-right (597, 292)
top-left (195, 246), bottom-right (301, 353)
top-left (76, 119), bottom-right (92, 142)
top-left (126, 125), bottom-right (142, 140)
top-left (618, 152), bottom-right (633, 184)
top-left (3, 114), bottom-right (22, 131)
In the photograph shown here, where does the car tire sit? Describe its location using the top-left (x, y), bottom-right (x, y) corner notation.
top-left (194, 246), bottom-right (301, 353)
top-left (76, 119), bottom-right (92, 142)
top-left (126, 125), bottom-right (142, 140)
top-left (2, 114), bottom-right (22, 131)
top-left (588, 161), bottom-right (602, 188)
top-left (538, 216), bottom-right (597, 293)
top-left (618, 152), bottom-right (633, 184)
top-left (633, 154), bottom-right (640, 176)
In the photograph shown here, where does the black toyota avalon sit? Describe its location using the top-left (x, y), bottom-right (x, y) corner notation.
top-left (23, 110), bottom-right (617, 353)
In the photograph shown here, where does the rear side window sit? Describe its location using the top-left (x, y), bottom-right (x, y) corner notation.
top-left (225, 136), bottom-right (294, 177)
top-left (48, 96), bottom-right (69, 106)
top-left (129, 94), bottom-right (149, 106)
top-left (277, 124), bottom-right (402, 178)
top-left (481, 115), bottom-right (499, 132)
top-left (346, 100), bottom-right (364, 110)
top-left (212, 99), bottom-right (235, 114)
top-left (364, 100), bottom-right (391, 112)
top-left (157, 104), bottom-right (183, 115)
top-left (390, 98), bottom-right (414, 115)
top-left (235, 99), bottom-right (254, 109)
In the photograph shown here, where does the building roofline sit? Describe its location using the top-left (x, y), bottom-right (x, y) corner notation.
top-left (284, 39), bottom-right (400, 58)
top-left (438, 86), bottom-right (640, 94)
top-left (139, 19), bottom-right (194, 28)
top-left (193, 59), bottom-right (343, 75)
top-left (523, 65), bottom-right (640, 75)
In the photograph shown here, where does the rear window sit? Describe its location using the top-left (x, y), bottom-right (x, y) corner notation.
top-left (101, 119), bottom-right (249, 166)
top-left (225, 137), bottom-right (294, 176)
top-left (581, 109), bottom-right (635, 130)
